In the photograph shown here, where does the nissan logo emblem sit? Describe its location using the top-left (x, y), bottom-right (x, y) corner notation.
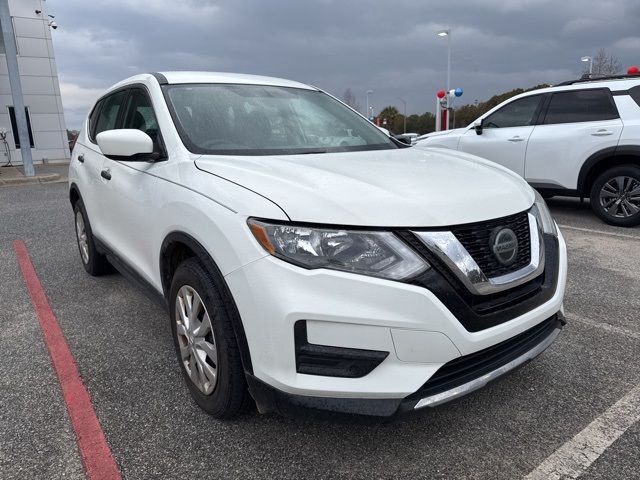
top-left (490, 227), bottom-right (519, 266)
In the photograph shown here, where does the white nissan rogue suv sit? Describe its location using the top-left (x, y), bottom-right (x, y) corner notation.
top-left (69, 72), bottom-right (567, 419)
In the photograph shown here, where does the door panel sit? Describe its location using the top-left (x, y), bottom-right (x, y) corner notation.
top-left (458, 126), bottom-right (533, 176)
top-left (99, 159), bottom-right (159, 284)
top-left (457, 94), bottom-right (543, 176)
top-left (525, 120), bottom-right (622, 189)
top-left (525, 89), bottom-right (623, 189)
top-left (97, 87), bottom-right (166, 284)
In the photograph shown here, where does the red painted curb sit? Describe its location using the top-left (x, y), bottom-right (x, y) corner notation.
top-left (14, 240), bottom-right (122, 480)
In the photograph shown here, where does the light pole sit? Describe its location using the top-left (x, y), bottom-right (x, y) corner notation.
top-left (0, 0), bottom-right (34, 176)
top-left (366, 89), bottom-right (373, 120)
top-left (397, 97), bottom-right (407, 133)
top-left (581, 55), bottom-right (593, 76)
top-left (436, 28), bottom-right (452, 128)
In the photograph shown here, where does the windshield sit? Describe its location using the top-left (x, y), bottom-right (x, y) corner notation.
top-left (164, 84), bottom-right (397, 155)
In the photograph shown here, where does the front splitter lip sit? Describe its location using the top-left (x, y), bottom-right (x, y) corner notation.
top-left (245, 315), bottom-right (564, 420)
top-left (413, 326), bottom-right (561, 409)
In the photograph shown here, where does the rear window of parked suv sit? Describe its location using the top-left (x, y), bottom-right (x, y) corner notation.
top-left (542, 89), bottom-right (619, 125)
top-left (629, 86), bottom-right (640, 108)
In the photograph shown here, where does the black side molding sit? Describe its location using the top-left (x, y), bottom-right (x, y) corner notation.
top-left (93, 237), bottom-right (168, 311)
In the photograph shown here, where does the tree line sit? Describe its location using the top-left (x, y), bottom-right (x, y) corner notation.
top-left (343, 48), bottom-right (624, 135)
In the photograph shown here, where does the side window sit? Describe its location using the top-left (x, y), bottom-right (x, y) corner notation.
top-left (93, 90), bottom-right (128, 139)
top-left (121, 89), bottom-right (161, 151)
top-left (88, 100), bottom-right (103, 142)
top-left (626, 85), bottom-right (640, 108)
top-left (543, 89), bottom-right (619, 125)
top-left (483, 95), bottom-right (541, 129)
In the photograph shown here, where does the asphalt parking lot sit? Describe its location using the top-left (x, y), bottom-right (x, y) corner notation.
top-left (1, 182), bottom-right (639, 480)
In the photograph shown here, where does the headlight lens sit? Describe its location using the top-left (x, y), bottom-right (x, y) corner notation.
top-left (248, 219), bottom-right (430, 280)
top-left (531, 190), bottom-right (558, 236)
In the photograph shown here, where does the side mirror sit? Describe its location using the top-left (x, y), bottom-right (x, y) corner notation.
top-left (392, 135), bottom-right (412, 145)
top-left (474, 121), bottom-right (483, 135)
top-left (96, 129), bottom-right (156, 161)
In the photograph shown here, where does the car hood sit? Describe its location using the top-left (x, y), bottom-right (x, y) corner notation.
top-left (418, 127), bottom-right (466, 140)
top-left (194, 148), bottom-right (534, 227)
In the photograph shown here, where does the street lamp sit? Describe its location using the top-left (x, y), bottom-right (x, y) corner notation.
top-left (436, 28), bottom-right (452, 128)
top-left (366, 89), bottom-right (373, 120)
top-left (581, 55), bottom-right (593, 75)
top-left (397, 97), bottom-right (407, 134)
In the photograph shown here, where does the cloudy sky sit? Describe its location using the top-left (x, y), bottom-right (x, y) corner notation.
top-left (47, 0), bottom-right (640, 129)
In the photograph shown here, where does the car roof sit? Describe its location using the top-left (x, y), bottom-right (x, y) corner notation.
top-left (155, 71), bottom-right (316, 90)
top-left (540, 76), bottom-right (640, 94)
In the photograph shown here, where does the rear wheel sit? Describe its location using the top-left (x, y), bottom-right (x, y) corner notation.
top-left (590, 166), bottom-right (640, 227)
top-left (169, 258), bottom-right (251, 418)
top-left (73, 200), bottom-right (111, 275)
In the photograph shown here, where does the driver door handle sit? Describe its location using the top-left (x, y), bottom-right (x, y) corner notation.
top-left (591, 129), bottom-right (614, 137)
top-left (101, 168), bottom-right (111, 181)
top-left (508, 136), bottom-right (525, 142)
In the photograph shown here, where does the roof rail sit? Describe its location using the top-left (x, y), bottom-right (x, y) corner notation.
top-left (555, 74), bottom-right (640, 86)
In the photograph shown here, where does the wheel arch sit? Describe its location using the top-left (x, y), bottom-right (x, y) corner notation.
top-left (160, 231), bottom-right (254, 374)
top-left (578, 146), bottom-right (640, 197)
top-left (69, 182), bottom-right (82, 208)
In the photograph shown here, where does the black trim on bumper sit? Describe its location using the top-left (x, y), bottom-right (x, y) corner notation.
top-left (294, 321), bottom-right (389, 378)
top-left (247, 313), bottom-right (564, 419)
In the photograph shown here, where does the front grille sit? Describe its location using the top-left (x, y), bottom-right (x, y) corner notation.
top-left (451, 211), bottom-right (531, 278)
top-left (409, 314), bottom-right (561, 400)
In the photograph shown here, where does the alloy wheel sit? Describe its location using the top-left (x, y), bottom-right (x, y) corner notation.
top-left (175, 285), bottom-right (218, 395)
top-left (599, 176), bottom-right (640, 218)
top-left (75, 211), bottom-right (90, 264)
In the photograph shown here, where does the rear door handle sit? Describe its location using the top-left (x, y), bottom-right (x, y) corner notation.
top-left (591, 129), bottom-right (614, 136)
top-left (100, 168), bottom-right (111, 181)
top-left (77, 154), bottom-right (84, 163)
top-left (508, 136), bottom-right (525, 142)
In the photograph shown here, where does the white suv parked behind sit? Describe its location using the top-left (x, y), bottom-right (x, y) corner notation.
top-left (69, 72), bottom-right (566, 419)
top-left (417, 75), bottom-right (640, 227)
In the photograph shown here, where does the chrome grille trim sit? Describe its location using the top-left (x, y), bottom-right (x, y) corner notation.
top-left (412, 213), bottom-right (544, 295)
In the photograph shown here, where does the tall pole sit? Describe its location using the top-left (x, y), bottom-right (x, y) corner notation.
top-left (366, 90), bottom-right (373, 121)
top-left (0, 0), bottom-right (34, 176)
top-left (397, 97), bottom-right (407, 133)
top-left (446, 33), bottom-right (451, 98)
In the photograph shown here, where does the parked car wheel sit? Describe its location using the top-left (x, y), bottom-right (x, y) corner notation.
top-left (169, 258), bottom-right (251, 418)
top-left (73, 200), bottom-right (112, 275)
top-left (590, 166), bottom-right (640, 227)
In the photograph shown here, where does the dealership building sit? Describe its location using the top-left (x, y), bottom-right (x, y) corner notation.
top-left (0, 0), bottom-right (69, 167)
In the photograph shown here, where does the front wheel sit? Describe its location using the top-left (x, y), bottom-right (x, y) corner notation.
top-left (590, 166), bottom-right (640, 227)
top-left (169, 258), bottom-right (251, 418)
top-left (73, 200), bottom-right (111, 275)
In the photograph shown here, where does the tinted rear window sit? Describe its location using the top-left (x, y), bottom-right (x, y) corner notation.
top-left (543, 89), bottom-right (618, 125)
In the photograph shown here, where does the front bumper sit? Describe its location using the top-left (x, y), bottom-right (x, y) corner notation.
top-left (245, 313), bottom-right (564, 418)
top-left (225, 229), bottom-right (567, 415)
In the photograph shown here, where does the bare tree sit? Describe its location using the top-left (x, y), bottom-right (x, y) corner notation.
top-left (342, 88), bottom-right (361, 112)
top-left (590, 48), bottom-right (622, 76)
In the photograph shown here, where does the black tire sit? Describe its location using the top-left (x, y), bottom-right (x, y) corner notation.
top-left (590, 165), bottom-right (640, 227)
top-left (73, 200), bottom-right (112, 275)
top-left (169, 258), bottom-right (251, 418)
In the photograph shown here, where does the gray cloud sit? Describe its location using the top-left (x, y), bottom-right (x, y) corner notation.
top-left (48, 0), bottom-right (640, 129)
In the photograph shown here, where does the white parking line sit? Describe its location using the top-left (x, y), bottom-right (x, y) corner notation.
top-left (558, 224), bottom-right (640, 241)
top-left (524, 383), bottom-right (640, 480)
top-left (566, 312), bottom-right (640, 341)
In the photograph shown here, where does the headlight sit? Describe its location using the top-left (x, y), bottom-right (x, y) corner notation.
top-left (531, 190), bottom-right (558, 236)
top-left (248, 219), bottom-right (430, 280)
